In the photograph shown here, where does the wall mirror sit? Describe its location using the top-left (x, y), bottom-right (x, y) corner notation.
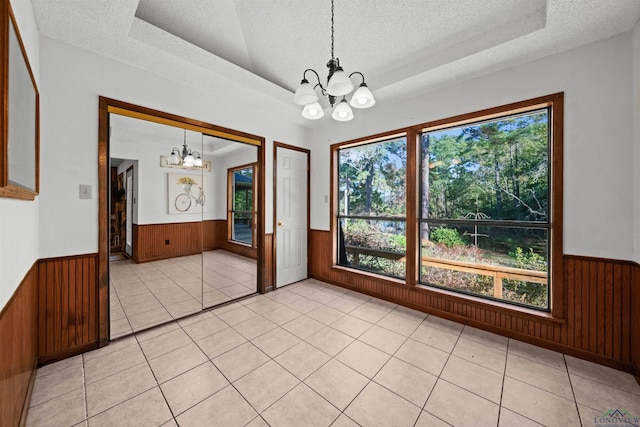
top-left (0, 1), bottom-right (39, 200)
top-left (101, 99), bottom-right (264, 341)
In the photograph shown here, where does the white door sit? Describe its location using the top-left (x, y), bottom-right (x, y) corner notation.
top-left (276, 147), bottom-right (308, 287)
top-left (125, 167), bottom-right (133, 257)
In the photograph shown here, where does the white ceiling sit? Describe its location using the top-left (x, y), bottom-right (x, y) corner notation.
top-left (109, 113), bottom-right (251, 157)
top-left (31, 0), bottom-right (640, 127)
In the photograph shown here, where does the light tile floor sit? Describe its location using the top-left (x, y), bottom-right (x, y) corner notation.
top-left (28, 279), bottom-right (640, 427)
top-left (110, 250), bottom-right (256, 339)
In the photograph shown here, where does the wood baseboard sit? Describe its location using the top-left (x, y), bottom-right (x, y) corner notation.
top-left (18, 358), bottom-right (38, 427)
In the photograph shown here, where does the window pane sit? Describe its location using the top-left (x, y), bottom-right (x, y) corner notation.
top-left (338, 137), bottom-right (407, 217)
top-left (420, 223), bottom-right (548, 308)
top-left (422, 110), bottom-right (548, 222)
top-left (339, 218), bottom-right (406, 279)
top-left (232, 167), bottom-right (253, 245)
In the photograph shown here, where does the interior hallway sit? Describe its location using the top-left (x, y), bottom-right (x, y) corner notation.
top-left (28, 280), bottom-right (640, 426)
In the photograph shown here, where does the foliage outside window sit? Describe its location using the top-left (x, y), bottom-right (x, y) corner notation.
top-left (229, 165), bottom-right (254, 246)
top-left (337, 137), bottom-right (407, 279)
top-left (420, 109), bottom-right (551, 309)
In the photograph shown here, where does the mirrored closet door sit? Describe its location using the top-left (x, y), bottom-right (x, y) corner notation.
top-left (106, 110), bottom-right (260, 339)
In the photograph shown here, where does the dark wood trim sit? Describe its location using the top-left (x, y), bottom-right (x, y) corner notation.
top-left (263, 233), bottom-right (274, 291)
top-left (405, 128), bottom-right (418, 286)
top-left (256, 138), bottom-right (266, 293)
top-left (328, 93), bottom-right (564, 319)
top-left (310, 228), bottom-right (639, 375)
top-left (273, 142), bottom-right (311, 290)
top-left (98, 97), bottom-right (109, 347)
top-left (98, 96), bottom-right (267, 334)
top-left (0, 0), bottom-right (40, 201)
top-left (103, 98), bottom-right (263, 145)
top-left (227, 162), bottom-right (258, 248)
top-left (0, 262), bottom-right (38, 427)
top-left (0, 0), bottom-right (5, 192)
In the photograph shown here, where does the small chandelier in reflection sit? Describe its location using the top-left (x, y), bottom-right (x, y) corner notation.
top-left (168, 130), bottom-right (203, 168)
top-left (293, 0), bottom-right (375, 122)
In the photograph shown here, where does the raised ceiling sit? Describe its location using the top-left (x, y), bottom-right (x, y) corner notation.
top-left (31, 0), bottom-right (640, 127)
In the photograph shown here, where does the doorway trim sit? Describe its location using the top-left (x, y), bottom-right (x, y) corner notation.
top-left (273, 142), bottom-right (310, 289)
top-left (98, 96), bottom-right (266, 346)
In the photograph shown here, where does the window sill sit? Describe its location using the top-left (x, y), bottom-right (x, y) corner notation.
top-left (329, 264), bottom-right (566, 326)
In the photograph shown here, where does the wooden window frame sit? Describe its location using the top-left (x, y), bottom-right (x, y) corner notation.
top-left (227, 163), bottom-right (257, 248)
top-left (334, 134), bottom-right (409, 280)
top-left (0, 0), bottom-right (40, 200)
top-left (330, 93), bottom-right (564, 320)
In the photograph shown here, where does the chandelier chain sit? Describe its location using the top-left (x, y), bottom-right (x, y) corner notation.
top-left (330, 0), bottom-right (334, 60)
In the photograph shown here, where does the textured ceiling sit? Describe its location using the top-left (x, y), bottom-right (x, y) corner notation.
top-left (31, 0), bottom-right (640, 127)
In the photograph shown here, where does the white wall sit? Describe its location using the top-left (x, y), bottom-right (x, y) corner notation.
top-left (633, 21), bottom-right (640, 264)
top-left (38, 36), bottom-right (309, 259)
top-left (112, 133), bottom-right (207, 225)
top-left (0, 0), bottom-right (39, 310)
top-left (309, 32), bottom-right (636, 262)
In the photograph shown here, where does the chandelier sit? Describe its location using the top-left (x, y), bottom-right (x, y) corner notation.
top-left (167, 130), bottom-right (203, 168)
top-left (293, 0), bottom-right (375, 121)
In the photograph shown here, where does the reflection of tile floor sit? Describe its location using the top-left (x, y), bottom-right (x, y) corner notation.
top-left (110, 250), bottom-right (256, 339)
top-left (29, 279), bottom-right (640, 426)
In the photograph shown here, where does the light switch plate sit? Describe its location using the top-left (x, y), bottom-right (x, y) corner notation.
top-left (79, 184), bottom-right (92, 199)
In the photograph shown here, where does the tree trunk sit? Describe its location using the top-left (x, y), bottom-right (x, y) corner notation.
top-left (494, 157), bottom-right (502, 217)
top-left (364, 160), bottom-right (374, 215)
top-left (421, 135), bottom-right (430, 240)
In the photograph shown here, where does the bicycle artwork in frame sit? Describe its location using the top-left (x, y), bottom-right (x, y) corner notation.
top-left (168, 173), bottom-right (208, 214)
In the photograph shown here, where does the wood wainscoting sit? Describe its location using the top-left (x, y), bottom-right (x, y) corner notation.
top-left (133, 222), bottom-right (202, 263)
top-left (263, 233), bottom-right (274, 292)
top-left (0, 263), bottom-right (38, 427)
top-left (309, 229), bottom-right (640, 375)
top-left (135, 220), bottom-right (258, 263)
top-left (38, 254), bottom-right (99, 364)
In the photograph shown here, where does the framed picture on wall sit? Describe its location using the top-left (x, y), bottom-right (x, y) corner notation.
top-left (0, 0), bottom-right (40, 200)
top-left (168, 173), bottom-right (208, 214)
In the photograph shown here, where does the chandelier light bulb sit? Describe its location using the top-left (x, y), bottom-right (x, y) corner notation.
top-left (183, 153), bottom-right (195, 167)
top-left (168, 150), bottom-right (180, 165)
top-left (194, 155), bottom-right (203, 167)
top-left (331, 98), bottom-right (354, 121)
top-left (349, 83), bottom-right (375, 109)
top-left (302, 101), bottom-right (325, 120)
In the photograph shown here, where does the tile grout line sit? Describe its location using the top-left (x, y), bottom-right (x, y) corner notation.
top-left (416, 316), bottom-right (465, 425)
top-left (496, 338), bottom-right (510, 427)
top-left (134, 327), bottom-right (181, 425)
top-left (81, 355), bottom-right (88, 425)
top-left (564, 353), bottom-right (585, 427)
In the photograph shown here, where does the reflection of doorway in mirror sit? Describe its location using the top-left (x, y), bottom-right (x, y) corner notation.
top-left (168, 173), bottom-right (208, 214)
top-left (125, 166), bottom-right (133, 257)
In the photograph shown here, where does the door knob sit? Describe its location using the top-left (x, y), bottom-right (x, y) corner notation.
top-left (277, 221), bottom-right (284, 226)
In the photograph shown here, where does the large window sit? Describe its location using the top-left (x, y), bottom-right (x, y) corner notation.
top-left (420, 109), bottom-right (550, 309)
top-left (331, 94), bottom-right (563, 315)
top-left (228, 164), bottom-right (255, 245)
top-left (337, 136), bottom-right (407, 279)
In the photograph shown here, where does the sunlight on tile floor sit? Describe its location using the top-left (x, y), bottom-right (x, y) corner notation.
top-left (29, 279), bottom-right (640, 427)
